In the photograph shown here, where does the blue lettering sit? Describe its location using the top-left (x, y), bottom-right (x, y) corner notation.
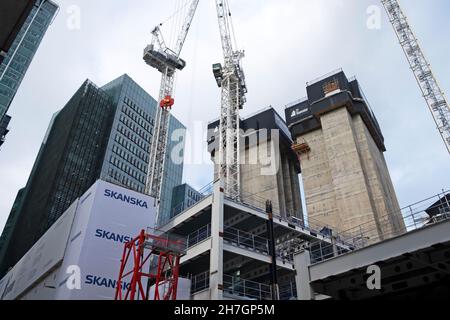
top-left (95, 229), bottom-right (103, 238)
top-left (104, 189), bottom-right (148, 208)
top-left (85, 275), bottom-right (131, 291)
top-left (95, 229), bottom-right (133, 244)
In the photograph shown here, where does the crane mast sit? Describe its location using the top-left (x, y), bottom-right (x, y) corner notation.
top-left (213, 0), bottom-right (247, 200)
top-left (144, 0), bottom-right (200, 207)
top-left (381, 0), bottom-right (450, 154)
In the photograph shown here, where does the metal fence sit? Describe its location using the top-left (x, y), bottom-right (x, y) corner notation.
top-left (223, 225), bottom-right (269, 255)
top-left (170, 181), bottom-right (215, 219)
top-left (223, 275), bottom-right (272, 300)
top-left (190, 273), bottom-right (273, 300)
top-left (187, 224), bottom-right (211, 248)
top-left (279, 282), bottom-right (297, 300)
top-left (144, 227), bottom-right (187, 255)
top-left (309, 190), bottom-right (450, 264)
top-left (234, 190), bottom-right (356, 249)
top-left (191, 271), bottom-right (210, 294)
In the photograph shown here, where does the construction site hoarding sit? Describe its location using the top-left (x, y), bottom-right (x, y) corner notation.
top-left (0, 180), bottom-right (157, 300)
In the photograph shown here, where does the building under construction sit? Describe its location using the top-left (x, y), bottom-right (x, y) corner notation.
top-left (1, 0), bottom-right (450, 302)
top-left (286, 70), bottom-right (406, 244)
top-left (208, 108), bottom-right (303, 222)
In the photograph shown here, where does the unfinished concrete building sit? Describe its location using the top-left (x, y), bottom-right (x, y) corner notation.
top-left (285, 70), bottom-right (405, 243)
top-left (207, 107), bottom-right (303, 222)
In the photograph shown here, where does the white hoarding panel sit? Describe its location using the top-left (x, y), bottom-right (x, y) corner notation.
top-left (1, 180), bottom-right (158, 300)
top-left (20, 268), bottom-right (61, 300)
top-left (0, 201), bottom-right (78, 300)
top-left (56, 180), bottom-right (157, 300)
top-left (53, 182), bottom-right (99, 300)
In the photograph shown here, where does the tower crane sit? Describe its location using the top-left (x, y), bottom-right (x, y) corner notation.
top-left (144, 0), bottom-right (200, 213)
top-left (213, 0), bottom-right (248, 200)
top-left (381, 0), bottom-right (450, 154)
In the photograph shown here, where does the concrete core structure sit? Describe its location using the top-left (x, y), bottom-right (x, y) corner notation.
top-left (208, 107), bottom-right (303, 222)
top-left (286, 70), bottom-right (405, 243)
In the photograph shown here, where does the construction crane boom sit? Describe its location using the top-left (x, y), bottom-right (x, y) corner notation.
top-left (144, 0), bottom-right (200, 215)
top-left (213, 0), bottom-right (247, 200)
top-left (381, 0), bottom-right (450, 154)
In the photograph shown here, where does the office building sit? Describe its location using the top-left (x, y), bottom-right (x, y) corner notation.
top-left (0, 0), bottom-right (37, 64)
top-left (0, 0), bottom-right (58, 147)
top-left (0, 75), bottom-right (185, 277)
top-left (285, 70), bottom-right (406, 243)
top-left (171, 183), bottom-right (204, 219)
top-left (208, 107), bottom-right (303, 221)
top-left (100, 74), bottom-right (186, 225)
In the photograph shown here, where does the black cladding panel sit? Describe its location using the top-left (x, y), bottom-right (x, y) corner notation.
top-left (0, 0), bottom-right (35, 55)
top-left (306, 71), bottom-right (350, 104)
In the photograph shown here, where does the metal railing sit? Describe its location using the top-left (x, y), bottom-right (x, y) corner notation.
top-left (309, 190), bottom-right (450, 264)
top-left (306, 68), bottom-right (343, 86)
top-left (234, 190), bottom-right (356, 249)
top-left (223, 275), bottom-right (272, 300)
top-left (191, 271), bottom-right (210, 294)
top-left (144, 227), bottom-right (187, 255)
top-left (190, 273), bottom-right (273, 300)
top-left (279, 282), bottom-right (297, 300)
top-left (170, 181), bottom-right (214, 219)
top-left (187, 224), bottom-right (211, 249)
top-left (223, 225), bottom-right (269, 255)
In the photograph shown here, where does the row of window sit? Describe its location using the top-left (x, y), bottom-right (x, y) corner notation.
top-left (117, 119), bottom-right (151, 151)
top-left (121, 105), bottom-right (154, 135)
top-left (123, 96), bottom-right (153, 124)
top-left (112, 144), bottom-right (148, 174)
top-left (188, 189), bottom-right (202, 202)
top-left (108, 168), bottom-right (145, 194)
top-left (110, 155), bottom-right (146, 184)
top-left (114, 133), bottom-right (150, 161)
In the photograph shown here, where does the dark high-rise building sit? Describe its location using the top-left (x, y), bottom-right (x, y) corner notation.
top-left (0, 75), bottom-right (185, 277)
top-left (171, 183), bottom-right (204, 219)
top-left (0, 115), bottom-right (11, 147)
top-left (0, 0), bottom-right (35, 64)
top-left (0, 0), bottom-right (58, 148)
top-left (0, 80), bottom-right (114, 276)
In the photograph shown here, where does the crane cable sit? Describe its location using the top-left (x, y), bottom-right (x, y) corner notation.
top-left (224, 0), bottom-right (239, 52)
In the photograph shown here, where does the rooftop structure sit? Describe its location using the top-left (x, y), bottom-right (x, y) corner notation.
top-left (208, 107), bottom-right (303, 222)
top-left (286, 70), bottom-right (405, 243)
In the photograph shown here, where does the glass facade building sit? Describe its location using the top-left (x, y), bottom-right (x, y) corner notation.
top-left (99, 75), bottom-right (186, 225)
top-left (0, 75), bottom-right (186, 276)
top-left (159, 117), bottom-right (186, 224)
top-left (0, 0), bottom-right (58, 147)
top-left (171, 184), bottom-right (203, 220)
top-left (0, 114), bottom-right (11, 147)
top-left (0, 80), bottom-right (115, 277)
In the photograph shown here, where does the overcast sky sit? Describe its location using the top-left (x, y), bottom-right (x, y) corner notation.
top-left (0, 0), bottom-right (449, 231)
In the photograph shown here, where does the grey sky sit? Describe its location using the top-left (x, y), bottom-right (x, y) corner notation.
top-left (0, 0), bottom-right (449, 231)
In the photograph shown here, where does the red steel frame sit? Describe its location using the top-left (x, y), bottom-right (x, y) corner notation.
top-left (115, 230), bottom-right (182, 300)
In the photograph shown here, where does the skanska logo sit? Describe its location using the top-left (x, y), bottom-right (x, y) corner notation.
top-left (95, 229), bottom-right (132, 244)
top-left (104, 189), bottom-right (148, 208)
top-left (85, 275), bottom-right (131, 291)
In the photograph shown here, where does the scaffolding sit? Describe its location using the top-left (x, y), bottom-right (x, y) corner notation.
top-left (115, 228), bottom-right (187, 300)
